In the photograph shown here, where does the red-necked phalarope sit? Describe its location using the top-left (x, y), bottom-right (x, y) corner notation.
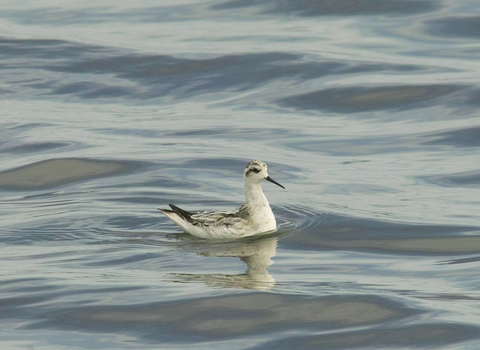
top-left (158, 160), bottom-right (285, 239)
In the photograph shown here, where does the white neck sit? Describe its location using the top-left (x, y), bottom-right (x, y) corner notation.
top-left (243, 179), bottom-right (277, 232)
top-left (244, 181), bottom-right (270, 207)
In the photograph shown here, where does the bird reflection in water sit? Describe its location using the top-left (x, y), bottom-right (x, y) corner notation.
top-left (169, 235), bottom-right (278, 291)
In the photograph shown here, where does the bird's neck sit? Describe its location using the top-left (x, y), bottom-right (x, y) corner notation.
top-left (244, 182), bottom-right (269, 207)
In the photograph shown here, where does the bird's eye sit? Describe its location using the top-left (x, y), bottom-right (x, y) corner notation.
top-left (252, 168), bottom-right (261, 173)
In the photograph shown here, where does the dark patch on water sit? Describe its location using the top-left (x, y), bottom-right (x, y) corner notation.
top-left (277, 85), bottom-right (464, 113)
top-left (258, 323), bottom-right (480, 349)
top-left (52, 82), bottom-right (131, 99)
top-left (0, 36), bottom-right (106, 60)
top-left (0, 158), bottom-right (137, 190)
top-left (426, 16), bottom-right (480, 39)
top-left (285, 134), bottom-right (418, 156)
top-left (442, 255), bottom-right (480, 265)
top-left (423, 126), bottom-right (480, 148)
top-left (0, 281), bottom-right (145, 319)
top-left (1, 9), bottom-right (113, 25)
top-left (212, 0), bottom-right (439, 16)
top-left (45, 51), bottom-right (333, 97)
top-left (94, 127), bottom-right (163, 138)
top-left (0, 1), bottom-right (441, 28)
top-left (0, 37), bottom-right (432, 102)
top-left (46, 53), bottom-right (426, 101)
top-left (1, 142), bottom-right (72, 154)
top-left (167, 127), bottom-right (294, 139)
top-left (281, 210), bottom-right (480, 255)
top-left (1, 6), bottom-right (192, 25)
top-left (465, 88), bottom-right (480, 106)
top-left (0, 294), bottom-right (55, 318)
top-left (27, 293), bottom-right (420, 341)
top-left (289, 123), bottom-right (480, 157)
top-left (422, 170), bottom-right (480, 187)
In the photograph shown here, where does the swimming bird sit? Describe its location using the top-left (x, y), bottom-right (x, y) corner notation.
top-left (158, 160), bottom-right (285, 239)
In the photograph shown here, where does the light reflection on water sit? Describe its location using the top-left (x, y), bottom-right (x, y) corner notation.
top-left (169, 235), bottom-right (278, 290)
top-left (1, 0), bottom-right (480, 349)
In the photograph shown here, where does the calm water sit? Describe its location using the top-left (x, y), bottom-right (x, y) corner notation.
top-left (1, 0), bottom-right (480, 349)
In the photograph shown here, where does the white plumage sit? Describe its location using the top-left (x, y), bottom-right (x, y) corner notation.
top-left (159, 160), bottom-right (285, 239)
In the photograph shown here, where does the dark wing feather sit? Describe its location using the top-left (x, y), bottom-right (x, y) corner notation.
top-left (168, 204), bottom-right (198, 225)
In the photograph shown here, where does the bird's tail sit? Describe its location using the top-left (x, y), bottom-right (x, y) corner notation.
top-left (158, 204), bottom-right (196, 225)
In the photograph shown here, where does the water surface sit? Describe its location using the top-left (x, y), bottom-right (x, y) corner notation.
top-left (1, 0), bottom-right (480, 349)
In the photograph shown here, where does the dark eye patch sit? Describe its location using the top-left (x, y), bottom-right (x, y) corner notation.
top-left (246, 167), bottom-right (261, 176)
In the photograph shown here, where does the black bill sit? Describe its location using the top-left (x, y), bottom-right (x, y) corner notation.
top-left (265, 176), bottom-right (285, 189)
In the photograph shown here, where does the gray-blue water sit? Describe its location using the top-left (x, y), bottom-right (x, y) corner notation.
top-left (1, 0), bottom-right (480, 349)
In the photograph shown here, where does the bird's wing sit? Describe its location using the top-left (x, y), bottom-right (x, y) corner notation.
top-left (191, 210), bottom-right (247, 228)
